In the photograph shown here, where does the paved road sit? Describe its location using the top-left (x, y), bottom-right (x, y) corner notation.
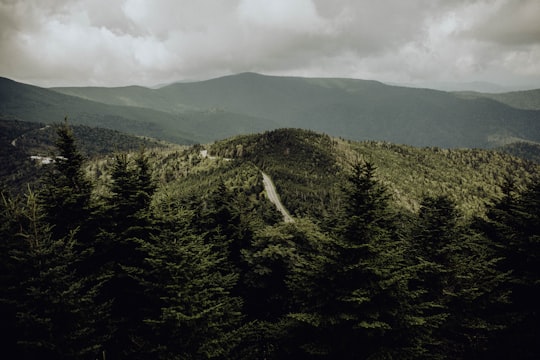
top-left (262, 172), bottom-right (294, 223)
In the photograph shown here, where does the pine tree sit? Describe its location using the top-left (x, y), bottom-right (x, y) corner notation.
top-left (94, 150), bottom-right (157, 358)
top-left (482, 178), bottom-right (540, 359)
top-left (293, 161), bottom-right (413, 359)
top-left (411, 195), bottom-right (508, 358)
top-left (40, 120), bottom-right (92, 240)
top-left (196, 179), bottom-right (242, 262)
top-left (143, 201), bottom-right (244, 359)
top-left (9, 190), bottom-right (102, 359)
top-left (0, 191), bottom-right (32, 357)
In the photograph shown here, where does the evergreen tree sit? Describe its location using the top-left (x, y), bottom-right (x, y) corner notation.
top-left (293, 161), bottom-right (414, 359)
top-left (143, 206), bottom-right (244, 359)
top-left (7, 190), bottom-right (102, 359)
top-left (5, 121), bottom-right (105, 359)
top-left (40, 120), bottom-right (92, 240)
top-left (195, 179), bottom-right (243, 262)
top-left (0, 191), bottom-right (32, 357)
top-left (238, 219), bottom-right (335, 358)
top-left (411, 195), bottom-right (508, 358)
top-left (482, 178), bottom-right (540, 359)
top-left (94, 150), bottom-right (157, 358)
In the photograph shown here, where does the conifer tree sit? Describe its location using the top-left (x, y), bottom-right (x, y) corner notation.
top-left (143, 206), bottom-right (244, 359)
top-left (0, 192), bottom-right (32, 356)
top-left (196, 180), bottom-right (242, 258)
top-left (482, 178), bottom-right (540, 359)
top-left (9, 190), bottom-right (102, 359)
top-left (411, 195), bottom-right (508, 359)
top-left (40, 119), bottom-right (92, 240)
top-left (94, 150), bottom-right (157, 358)
top-left (294, 161), bottom-right (413, 358)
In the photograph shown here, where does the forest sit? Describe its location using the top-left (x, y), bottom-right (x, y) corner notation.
top-left (1, 124), bottom-right (539, 359)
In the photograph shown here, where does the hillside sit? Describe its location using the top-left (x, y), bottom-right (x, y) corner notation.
top-left (207, 129), bottom-right (539, 218)
top-left (0, 77), bottom-right (281, 144)
top-left (0, 118), bottom-right (168, 194)
top-left (455, 89), bottom-right (540, 110)
top-left (52, 72), bottom-right (540, 148)
top-left (3, 126), bottom-right (540, 359)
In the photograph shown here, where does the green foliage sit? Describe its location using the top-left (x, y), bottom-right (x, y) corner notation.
top-left (1, 190), bottom-right (102, 359)
top-left (498, 141), bottom-right (540, 164)
top-left (2, 126), bottom-right (540, 359)
top-left (210, 128), bottom-right (539, 219)
top-left (480, 177), bottom-right (540, 359)
top-left (143, 207), bottom-right (243, 359)
top-left (39, 121), bottom-right (93, 239)
top-left (409, 196), bottom-right (508, 358)
top-left (313, 161), bottom-right (412, 358)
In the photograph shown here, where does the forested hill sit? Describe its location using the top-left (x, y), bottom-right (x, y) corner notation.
top-left (0, 118), bottom-right (168, 194)
top-left (208, 128), bottom-right (538, 217)
top-left (3, 73), bottom-right (540, 149)
top-left (2, 125), bottom-right (539, 359)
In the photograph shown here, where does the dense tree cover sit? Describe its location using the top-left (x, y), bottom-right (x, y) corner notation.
top-left (1, 127), bottom-right (539, 359)
top-left (498, 142), bottom-right (540, 164)
top-left (0, 118), bottom-right (167, 195)
top-left (0, 118), bottom-right (45, 194)
top-left (211, 129), bottom-right (538, 217)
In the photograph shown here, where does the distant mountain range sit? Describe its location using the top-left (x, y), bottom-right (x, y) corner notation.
top-left (1, 72), bottom-right (539, 148)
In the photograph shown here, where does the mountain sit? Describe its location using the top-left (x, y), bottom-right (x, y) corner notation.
top-left (455, 89), bottom-right (540, 111)
top-left (3, 73), bottom-right (540, 148)
top-left (53, 72), bottom-right (540, 148)
top-left (0, 77), bottom-right (280, 144)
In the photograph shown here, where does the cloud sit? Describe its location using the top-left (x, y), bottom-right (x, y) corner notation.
top-left (464, 0), bottom-right (540, 46)
top-left (0, 0), bottom-right (539, 88)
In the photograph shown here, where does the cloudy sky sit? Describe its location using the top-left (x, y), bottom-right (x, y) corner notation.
top-left (1, 0), bottom-right (539, 89)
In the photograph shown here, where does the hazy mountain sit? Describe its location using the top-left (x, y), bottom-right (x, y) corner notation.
top-left (389, 81), bottom-right (522, 93)
top-left (0, 77), bottom-right (280, 144)
top-left (4, 73), bottom-right (540, 148)
top-left (455, 89), bottom-right (540, 111)
top-left (53, 73), bottom-right (540, 148)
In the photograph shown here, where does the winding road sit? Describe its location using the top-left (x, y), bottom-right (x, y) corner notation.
top-left (262, 172), bottom-right (294, 223)
top-left (200, 149), bottom-right (293, 223)
top-left (11, 125), bottom-right (50, 147)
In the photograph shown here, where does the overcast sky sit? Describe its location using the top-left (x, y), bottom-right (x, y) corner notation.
top-left (1, 0), bottom-right (539, 89)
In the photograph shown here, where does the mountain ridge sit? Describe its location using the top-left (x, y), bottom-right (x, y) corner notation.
top-left (50, 72), bottom-right (540, 148)
top-left (2, 73), bottom-right (540, 149)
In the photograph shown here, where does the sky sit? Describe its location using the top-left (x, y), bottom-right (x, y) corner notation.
top-left (1, 0), bottom-right (540, 90)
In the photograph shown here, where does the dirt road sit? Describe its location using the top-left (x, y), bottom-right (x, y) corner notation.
top-left (262, 172), bottom-right (294, 223)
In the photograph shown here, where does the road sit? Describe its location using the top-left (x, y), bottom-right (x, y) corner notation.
top-left (11, 125), bottom-right (50, 147)
top-left (262, 172), bottom-right (294, 223)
